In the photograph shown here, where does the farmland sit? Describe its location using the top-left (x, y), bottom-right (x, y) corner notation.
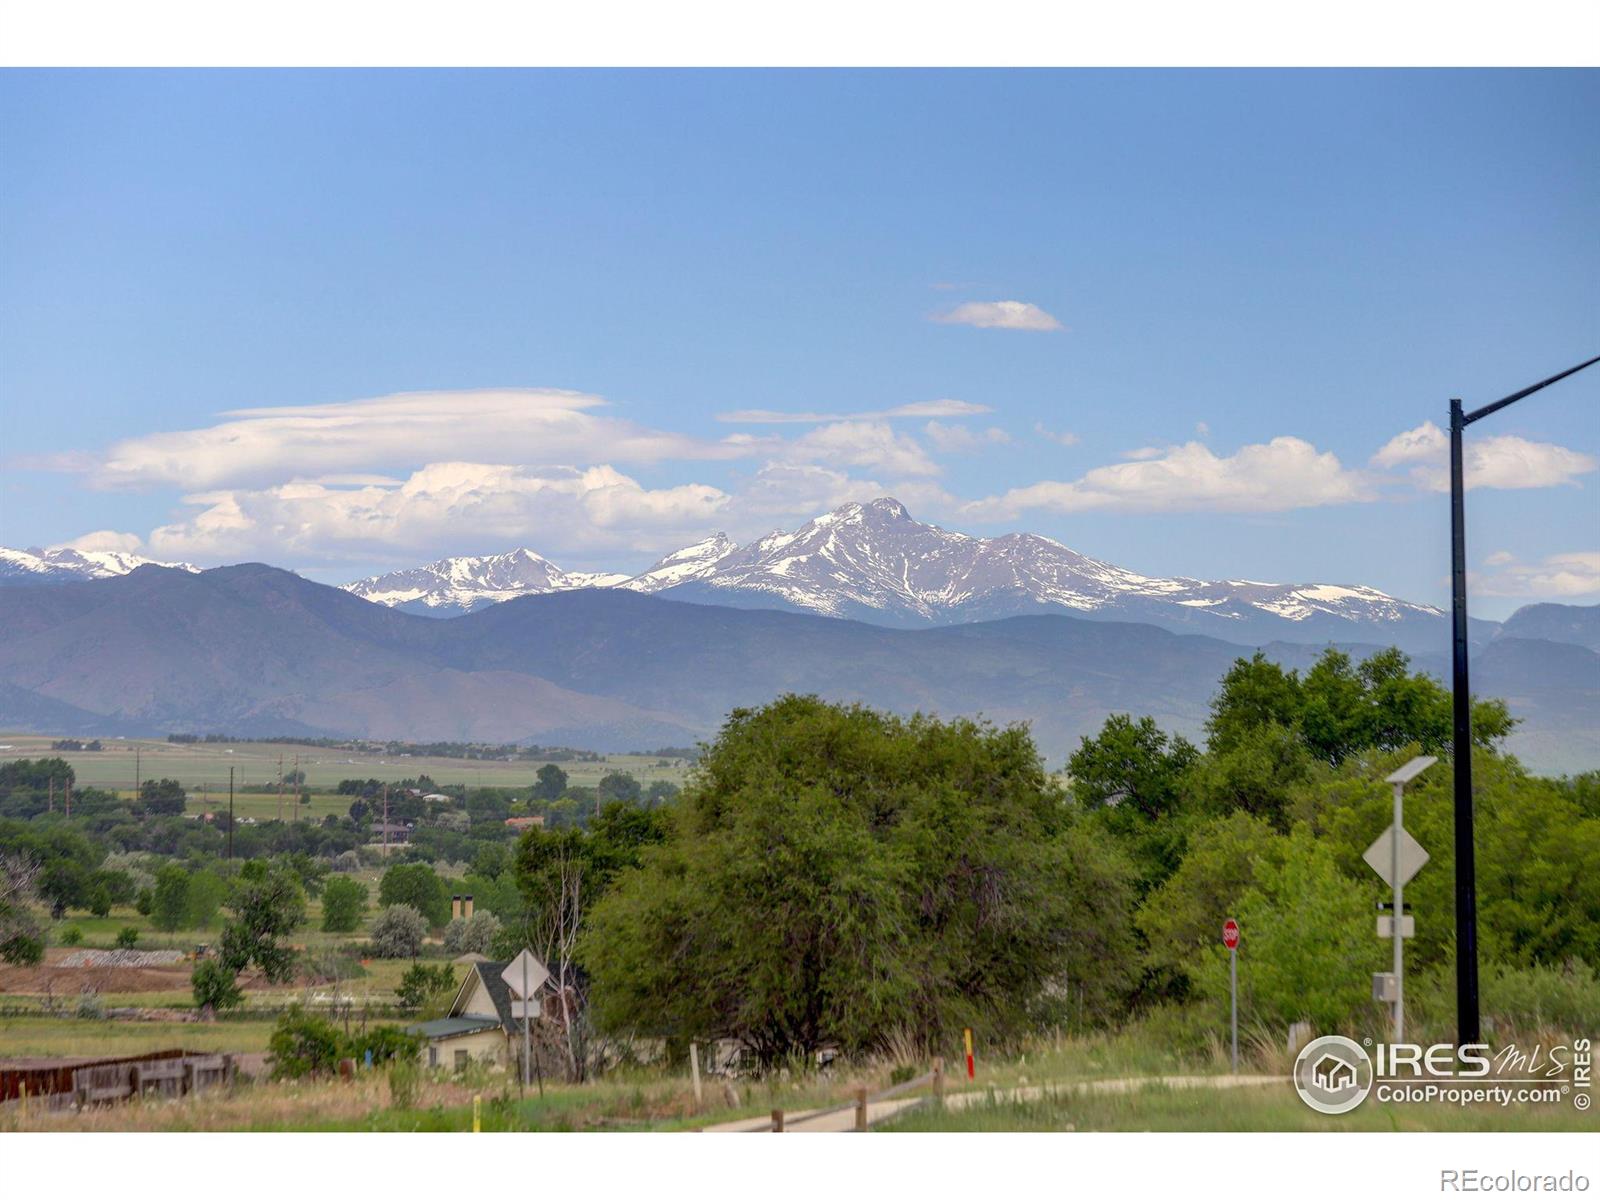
top-left (0, 734), bottom-right (689, 802)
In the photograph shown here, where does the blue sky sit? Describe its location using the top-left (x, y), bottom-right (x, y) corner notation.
top-left (1, 69), bottom-right (1596, 617)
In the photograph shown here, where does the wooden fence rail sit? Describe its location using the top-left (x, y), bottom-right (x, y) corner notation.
top-left (766, 1057), bottom-right (945, 1133)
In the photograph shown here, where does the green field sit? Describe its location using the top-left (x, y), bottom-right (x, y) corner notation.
top-left (0, 734), bottom-right (691, 800)
top-left (0, 1015), bottom-right (278, 1058)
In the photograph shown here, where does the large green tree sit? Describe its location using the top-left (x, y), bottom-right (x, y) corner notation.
top-left (580, 695), bottom-right (1137, 1064)
top-left (320, 876), bottom-right (368, 933)
top-left (377, 862), bottom-right (450, 928)
top-left (219, 861), bottom-right (306, 983)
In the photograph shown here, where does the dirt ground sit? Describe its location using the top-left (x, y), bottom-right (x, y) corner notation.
top-left (0, 959), bottom-right (192, 996)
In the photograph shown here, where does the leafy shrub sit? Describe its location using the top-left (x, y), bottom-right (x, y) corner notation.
top-left (0, 931), bottom-right (45, 965)
top-left (349, 1024), bottom-right (424, 1066)
top-left (1408, 960), bottom-right (1600, 1035)
top-left (76, 992), bottom-right (106, 1020)
top-left (442, 911), bottom-right (502, 956)
top-left (268, 1006), bottom-right (346, 1079)
top-left (192, 959), bottom-right (244, 1015)
top-left (370, 904), bottom-right (428, 958)
top-left (114, 926), bottom-right (140, 948)
top-left (60, 926), bottom-right (83, 946)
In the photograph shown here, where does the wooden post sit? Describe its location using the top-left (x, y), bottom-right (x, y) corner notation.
top-left (932, 1056), bottom-right (945, 1106)
top-left (770, 1108), bottom-right (784, 1133)
top-left (473, 1093), bottom-right (481, 1133)
top-left (689, 1042), bottom-right (703, 1108)
top-left (854, 1086), bottom-right (868, 1131)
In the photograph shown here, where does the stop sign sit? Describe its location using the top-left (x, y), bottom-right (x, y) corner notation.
top-left (1222, 919), bottom-right (1240, 950)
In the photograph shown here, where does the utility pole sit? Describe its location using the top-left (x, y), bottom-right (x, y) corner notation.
top-left (277, 752), bottom-right (284, 823)
top-left (134, 746), bottom-right (141, 806)
top-left (64, 776), bottom-right (71, 818)
top-left (228, 767), bottom-right (235, 861)
top-left (382, 784), bottom-right (389, 854)
top-left (48, 776), bottom-right (54, 814)
top-left (293, 753), bottom-right (300, 820)
top-left (1447, 353), bottom-right (1598, 1046)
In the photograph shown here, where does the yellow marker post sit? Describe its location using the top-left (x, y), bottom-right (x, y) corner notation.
top-left (473, 1093), bottom-right (481, 1133)
top-left (963, 1027), bottom-right (975, 1080)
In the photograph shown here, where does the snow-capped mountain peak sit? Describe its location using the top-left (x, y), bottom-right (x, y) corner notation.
top-left (325, 495), bottom-right (1445, 646)
top-left (0, 546), bottom-right (198, 585)
top-left (648, 497), bottom-right (1446, 642)
top-left (342, 548), bottom-right (628, 615)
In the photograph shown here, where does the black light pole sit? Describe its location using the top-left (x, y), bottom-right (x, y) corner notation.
top-left (1449, 353), bottom-right (1599, 1047)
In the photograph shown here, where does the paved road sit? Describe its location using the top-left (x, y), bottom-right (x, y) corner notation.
top-left (700, 1073), bottom-right (1289, 1132)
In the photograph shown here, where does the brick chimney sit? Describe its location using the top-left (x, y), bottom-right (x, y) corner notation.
top-left (463, 895), bottom-right (474, 919)
top-left (451, 895), bottom-right (462, 921)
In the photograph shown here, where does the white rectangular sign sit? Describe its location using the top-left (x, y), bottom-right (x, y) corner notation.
top-left (1376, 914), bottom-right (1415, 939)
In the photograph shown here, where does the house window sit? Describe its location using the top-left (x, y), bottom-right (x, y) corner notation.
top-left (455, 1049), bottom-right (469, 1071)
top-left (428, 1046), bottom-right (437, 1067)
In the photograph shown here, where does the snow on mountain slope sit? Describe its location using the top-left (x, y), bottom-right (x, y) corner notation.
top-left (330, 496), bottom-right (1448, 644)
top-left (652, 498), bottom-right (1449, 644)
top-left (621, 533), bottom-right (737, 593)
top-left (341, 548), bottom-right (628, 615)
top-left (0, 546), bottom-right (198, 585)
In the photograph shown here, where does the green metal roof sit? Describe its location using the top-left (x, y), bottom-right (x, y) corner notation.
top-left (404, 1016), bottom-right (503, 1041)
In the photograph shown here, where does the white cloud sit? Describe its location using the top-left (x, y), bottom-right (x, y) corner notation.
top-left (1475, 550), bottom-right (1600, 598)
top-left (1372, 421), bottom-right (1596, 492)
top-left (787, 421), bottom-right (940, 477)
top-left (922, 421), bottom-right (1011, 453)
top-left (1483, 550), bottom-right (1516, 567)
top-left (1195, 421), bottom-right (1211, 438)
top-left (717, 398), bottom-right (991, 424)
top-left (736, 462), bottom-right (889, 520)
top-left (1121, 447), bottom-right (1164, 461)
top-left (50, 530), bottom-right (145, 554)
top-left (932, 300), bottom-right (1063, 332)
top-left (962, 437), bottom-right (1372, 521)
top-left (89, 388), bottom-right (753, 490)
top-left (145, 462), bottom-right (731, 564)
top-left (1033, 423), bottom-right (1080, 447)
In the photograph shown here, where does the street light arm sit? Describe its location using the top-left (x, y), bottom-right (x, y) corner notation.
top-left (1463, 353), bottom-right (1600, 425)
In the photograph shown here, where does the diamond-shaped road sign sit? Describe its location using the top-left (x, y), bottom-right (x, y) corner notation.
top-left (501, 948), bottom-right (550, 999)
top-left (1362, 824), bottom-right (1429, 889)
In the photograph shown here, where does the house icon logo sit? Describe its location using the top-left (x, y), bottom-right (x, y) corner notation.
top-left (1293, 1035), bottom-right (1373, 1115)
top-left (1312, 1053), bottom-right (1357, 1093)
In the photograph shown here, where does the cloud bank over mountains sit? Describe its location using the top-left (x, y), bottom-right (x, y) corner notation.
top-left (21, 384), bottom-right (1596, 583)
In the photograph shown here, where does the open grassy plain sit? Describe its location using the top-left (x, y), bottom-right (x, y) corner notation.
top-left (0, 734), bottom-right (690, 803)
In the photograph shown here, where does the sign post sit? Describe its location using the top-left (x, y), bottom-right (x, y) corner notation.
top-left (501, 949), bottom-right (550, 1096)
top-left (1367, 756), bottom-right (1437, 1043)
top-left (963, 1027), bottom-right (974, 1080)
top-left (1222, 918), bottom-right (1240, 1073)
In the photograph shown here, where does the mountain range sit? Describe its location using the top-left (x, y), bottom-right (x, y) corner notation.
top-left (0, 498), bottom-right (1580, 658)
top-left (330, 497), bottom-right (1487, 652)
top-left (0, 562), bottom-right (1594, 773)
